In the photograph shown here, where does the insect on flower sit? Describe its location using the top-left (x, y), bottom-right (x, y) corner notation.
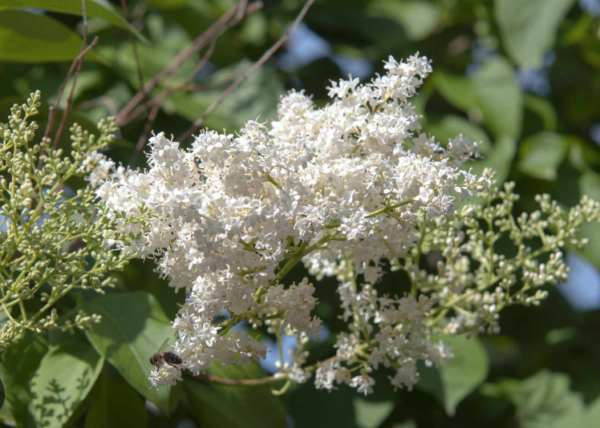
top-left (150, 338), bottom-right (182, 369)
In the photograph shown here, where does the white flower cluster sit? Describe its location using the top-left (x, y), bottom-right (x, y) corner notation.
top-left (96, 54), bottom-right (489, 391)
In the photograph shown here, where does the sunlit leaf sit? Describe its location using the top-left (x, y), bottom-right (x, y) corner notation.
top-left (482, 370), bottom-right (585, 428)
top-left (519, 132), bottom-right (568, 180)
top-left (435, 57), bottom-right (522, 141)
top-left (78, 292), bottom-right (181, 416)
top-left (30, 341), bottom-right (103, 428)
top-left (417, 335), bottom-right (489, 416)
top-left (354, 398), bottom-right (395, 428)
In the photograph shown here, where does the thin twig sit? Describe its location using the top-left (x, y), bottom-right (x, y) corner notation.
top-left (130, 104), bottom-right (160, 165)
top-left (120, 0), bottom-right (145, 92)
top-left (193, 373), bottom-right (282, 386)
top-left (129, 39), bottom-right (218, 165)
top-left (53, 0), bottom-right (92, 147)
top-left (115, 1), bottom-right (262, 127)
top-left (177, 0), bottom-right (316, 142)
top-left (43, 41), bottom-right (97, 142)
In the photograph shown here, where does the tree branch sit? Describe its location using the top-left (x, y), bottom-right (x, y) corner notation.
top-left (115, 1), bottom-right (263, 127)
top-left (193, 373), bottom-right (282, 386)
top-left (177, 0), bottom-right (316, 142)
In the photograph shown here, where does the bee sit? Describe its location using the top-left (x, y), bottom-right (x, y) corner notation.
top-left (150, 338), bottom-right (182, 369)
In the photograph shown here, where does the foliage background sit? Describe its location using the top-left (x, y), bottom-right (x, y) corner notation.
top-left (1, 0), bottom-right (600, 427)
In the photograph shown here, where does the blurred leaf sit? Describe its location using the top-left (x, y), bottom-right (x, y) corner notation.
top-left (354, 398), bottom-right (394, 428)
top-left (367, 0), bottom-right (440, 41)
top-left (0, 10), bottom-right (100, 63)
top-left (78, 292), bottom-right (181, 416)
top-left (583, 396), bottom-right (600, 428)
top-left (524, 94), bottom-right (558, 132)
top-left (425, 115), bottom-right (491, 153)
top-left (84, 369), bottom-right (148, 428)
top-left (482, 370), bottom-right (585, 428)
top-left (0, 0), bottom-right (143, 40)
top-left (434, 57), bottom-right (522, 140)
top-left (417, 335), bottom-right (489, 416)
top-left (495, 0), bottom-right (576, 70)
top-left (519, 132), bottom-right (568, 180)
top-left (471, 135), bottom-right (516, 184)
top-left (148, 0), bottom-right (191, 11)
top-left (30, 340), bottom-right (103, 428)
top-left (580, 170), bottom-right (600, 201)
top-left (185, 362), bottom-right (287, 428)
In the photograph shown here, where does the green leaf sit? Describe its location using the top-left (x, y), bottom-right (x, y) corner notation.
top-left (434, 57), bottom-right (522, 141)
top-left (495, 0), bottom-right (575, 70)
top-left (583, 396), bottom-right (600, 428)
top-left (482, 370), bottom-right (585, 428)
top-left (0, 10), bottom-right (99, 63)
top-left (524, 94), bottom-right (558, 132)
top-left (519, 132), bottom-right (568, 180)
top-left (0, 333), bottom-right (48, 426)
top-left (185, 362), bottom-right (287, 428)
top-left (30, 341), bottom-right (103, 428)
top-left (0, 0), bottom-right (142, 39)
top-left (416, 335), bottom-right (489, 416)
top-left (78, 292), bottom-right (181, 416)
top-left (354, 398), bottom-right (395, 428)
top-left (84, 369), bottom-right (148, 428)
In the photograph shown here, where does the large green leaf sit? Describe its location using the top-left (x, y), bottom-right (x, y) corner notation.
top-left (519, 132), bottom-right (569, 180)
top-left (30, 341), bottom-right (103, 428)
top-left (0, 333), bottom-right (48, 426)
top-left (84, 369), bottom-right (148, 428)
top-left (416, 335), bottom-right (489, 416)
top-left (0, 0), bottom-right (141, 38)
top-left (482, 370), bottom-right (585, 428)
top-left (0, 10), bottom-right (99, 63)
top-left (78, 292), bottom-right (181, 416)
top-left (434, 57), bottom-right (522, 141)
top-left (185, 362), bottom-right (287, 428)
top-left (495, 0), bottom-right (576, 70)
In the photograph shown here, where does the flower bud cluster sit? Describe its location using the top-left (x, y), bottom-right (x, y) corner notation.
top-left (0, 92), bottom-right (144, 350)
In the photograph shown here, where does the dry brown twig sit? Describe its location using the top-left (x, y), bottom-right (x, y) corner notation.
top-left (177, 0), bottom-right (316, 142)
top-left (129, 38), bottom-right (218, 165)
top-left (193, 373), bottom-right (280, 386)
top-left (115, 1), bottom-right (263, 127)
top-left (41, 0), bottom-right (98, 171)
top-left (53, 0), bottom-right (93, 147)
top-left (120, 0), bottom-right (145, 92)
